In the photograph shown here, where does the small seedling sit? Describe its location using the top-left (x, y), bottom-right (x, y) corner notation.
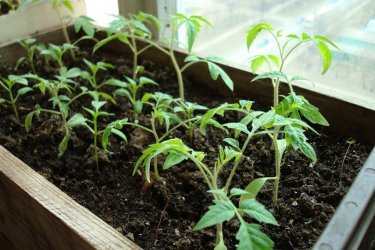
top-left (248, 23), bottom-right (338, 203)
top-left (113, 75), bottom-right (158, 119)
top-left (0, 75), bottom-right (33, 123)
top-left (173, 100), bottom-right (208, 145)
top-left (24, 67), bottom-right (88, 156)
top-left (94, 12), bottom-right (161, 80)
top-left (78, 99), bottom-right (127, 170)
top-left (15, 38), bottom-right (38, 74)
top-left (339, 139), bottom-right (355, 182)
top-left (39, 43), bottom-right (77, 68)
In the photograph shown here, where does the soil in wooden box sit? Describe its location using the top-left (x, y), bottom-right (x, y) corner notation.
top-left (0, 44), bottom-right (371, 249)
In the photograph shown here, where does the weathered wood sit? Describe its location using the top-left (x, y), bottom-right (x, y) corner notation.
top-left (0, 146), bottom-right (141, 250)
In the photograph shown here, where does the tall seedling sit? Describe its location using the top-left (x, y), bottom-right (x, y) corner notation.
top-left (95, 13), bottom-right (234, 102)
top-left (134, 100), bottom-right (281, 249)
top-left (247, 23), bottom-right (338, 203)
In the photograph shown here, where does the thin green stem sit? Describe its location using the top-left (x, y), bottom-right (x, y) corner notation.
top-left (224, 132), bottom-right (253, 191)
top-left (93, 115), bottom-right (99, 171)
top-left (55, 7), bottom-right (75, 59)
top-left (8, 90), bottom-right (19, 122)
top-left (272, 127), bottom-right (281, 204)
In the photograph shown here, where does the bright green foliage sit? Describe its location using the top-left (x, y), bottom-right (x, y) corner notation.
top-left (169, 13), bottom-right (211, 53)
top-left (247, 23), bottom-right (339, 75)
top-left (173, 100), bottom-right (207, 145)
top-left (24, 68), bottom-right (89, 157)
top-left (79, 59), bottom-right (119, 103)
top-left (16, 38), bottom-right (38, 74)
top-left (113, 75), bottom-right (158, 118)
top-left (79, 100), bottom-right (127, 170)
top-left (0, 75), bottom-right (32, 123)
top-left (94, 12), bottom-right (160, 80)
top-left (39, 43), bottom-right (77, 68)
top-left (247, 22), bottom-right (337, 203)
top-left (74, 15), bottom-right (96, 37)
top-left (133, 99), bottom-right (278, 248)
top-left (184, 55), bottom-right (234, 91)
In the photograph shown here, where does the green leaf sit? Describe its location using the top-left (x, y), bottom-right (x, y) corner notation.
top-left (250, 56), bottom-right (266, 73)
top-left (139, 77), bottom-right (158, 86)
top-left (299, 142), bottom-right (317, 164)
top-left (246, 23), bottom-right (273, 49)
top-left (193, 200), bottom-right (235, 230)
top-left (58, 134), bottom-right (69, 157)
top-left (103, 79), bottom-right (128, 88)
top-left (230, 188), bottom-right (249, 197)
top-left (240, 177), bottom-right (275, 204)
top-left (236, 222), bottom-right (274, 250)
top-left (207, 62), bottom-right (234, 91)
top-left (239, 199), bottom-right (278, 225)
top-left (67, 113), bottom-right (86, 128)
top-left (112, 128), bottom-right (127, 142)
top-left (163, 150), bottom-right (188, 170)
top-left (93, 33), bottom-right (129, 53)
top-left (17, 87), bottom-right (33, 97)
top-left (74, 15), bottom-right (95, 37)
top-left (317, 41), bottom-right (332, 74)
top-left (252, 71), bottom-right (288, 82)
top-left (184, 55), bottom-right (200, 63)
top-left (276, 139), bottom-right (287, 159)
top-left (223, 122), bottom-right (250, 135)
top-left (300, 101), bottom-right (329, 126)
top-left (314, 35), bottom-right (340, 50)
top-left (223, 138), bottom-right (240, 149)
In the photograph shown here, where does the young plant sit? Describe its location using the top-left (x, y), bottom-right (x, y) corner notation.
top-left (113, 74), bottom-right (158, 119)
top-left (80, 59), bottom-right (119, 103)
top-left (16, 38), bottom-right (38, 74)
top-left (95, 12), bottom-right (234, 102)
top-left (173, 100), bottom-right (208, 145)
top-left (247, 23), bottom-right (338, 203)
top-left (39, 43), bottom-right (77, 68)
top-left (94, 12), bottom-right (161, 80)
top-left (133, 134), bottom-right (277, 248)
top-left (0, 75), bottom-right (33, 122)
top-left (78, 99), bottom-right (127, 170)
top-left (24, 67), bottom-right (88, 157)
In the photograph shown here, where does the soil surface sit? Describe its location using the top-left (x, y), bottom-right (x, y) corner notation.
top-left (0, 1), bottom-right (17, 16)
top-left (0, 43), bottom-right (371, 250)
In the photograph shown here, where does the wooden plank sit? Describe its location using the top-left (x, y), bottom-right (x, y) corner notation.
top-left (0, 146), bottom-right (141, 250)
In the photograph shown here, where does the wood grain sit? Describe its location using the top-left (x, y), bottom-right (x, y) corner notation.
top-left (0, 146), bottom-right (141, 250)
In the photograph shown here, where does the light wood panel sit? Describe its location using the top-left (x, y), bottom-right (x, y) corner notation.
top-left (0, 146), bottom-right (141, 250)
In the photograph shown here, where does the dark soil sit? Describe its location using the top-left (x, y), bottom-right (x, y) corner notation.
top-left (0, 44), bottom-right (371, 250)
top-left (0, 1), bottom-right (17, 16)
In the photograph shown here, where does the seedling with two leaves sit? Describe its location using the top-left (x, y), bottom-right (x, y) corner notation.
top-left (16, 38), bottom-right (38, 74)
top-left (0, 75), bottom-right (33, 123)
top-left (112, 73), bottom-right (158, 119)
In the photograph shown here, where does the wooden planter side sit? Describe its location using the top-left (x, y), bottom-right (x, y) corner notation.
top-left (313, 147), bottom-right (375, 250)
top-left (0, 146), bottom-right (140, 250)
top-left (96, 38), bottom-right (375, 145)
